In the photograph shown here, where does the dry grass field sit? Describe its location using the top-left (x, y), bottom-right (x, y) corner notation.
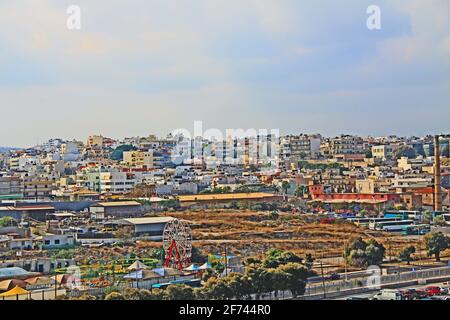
top-left (156, 209), bottom-right (420, 259)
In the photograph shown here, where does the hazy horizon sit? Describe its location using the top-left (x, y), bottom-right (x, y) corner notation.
top-left (1, 0), bottom-right (449, 147)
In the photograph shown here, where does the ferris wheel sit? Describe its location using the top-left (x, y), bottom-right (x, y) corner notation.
top-left (162, 219), bottom-right (192, 270)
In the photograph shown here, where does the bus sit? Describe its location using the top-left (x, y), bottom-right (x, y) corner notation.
top-left (404, 224), bottom-right (431, 235)
top-left (384, 210), bottom-right (422, 221)
top-left (373, 220), bottom-right (415, 232)
top-left (347, 218), bottom-right (371, 227)
top-left (368, 218), bottom-right (402, 230)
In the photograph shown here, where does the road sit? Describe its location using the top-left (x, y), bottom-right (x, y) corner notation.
top-left (334, 281), bottom-right (450, 300)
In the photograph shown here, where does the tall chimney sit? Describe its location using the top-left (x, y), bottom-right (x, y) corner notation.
top-left (434, 135), bottom-right (442, 212)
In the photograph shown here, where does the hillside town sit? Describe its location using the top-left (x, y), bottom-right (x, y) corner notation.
top-left (0, 132), bottom-right (449, 301)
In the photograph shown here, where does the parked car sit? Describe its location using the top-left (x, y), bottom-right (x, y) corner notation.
top-left (425, 286), bottom-right (443, 296)
top-left (328, 273), bottom-right (341, 281)
top-left (401, 289), bottom-right (423, 300)
top-left (414, 289), bottom-right (429, 299)
top-left (439, 287), bottom-right (449, 294)
top-left (371, 289), bottom-right (403, 300)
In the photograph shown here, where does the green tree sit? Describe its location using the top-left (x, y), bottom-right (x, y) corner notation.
top-left (265, 268), bottom-right (289, 299)
top-left (262, 249), bottom-right (302, 268)
top-left (344, 237), bottom-right (385, 267)
top-left (191, 246), bottom-right (207, 263)
top-left (103, 286), bottom-right (121, 296)
top-left (244, 267), bottom-right (268, 299)
top-left (294, 186), bottom-right (303, 197)
top-left (0, 216), bottom-right (17, 227)
top-left (122, 288), bottom-right (153, 300)
top-left (304, 254), bottom-right (314, 272)
top-left (433, 215), bottom-right (446, 226)
top-left (277, 263), bottom-right (308, 298)
top-left (164, 284), bottom-right (196, 300)
top-left (398, 246), bottom-right (416, 265)
top-left (365, 239), bottom-right (386, 266)
top-left (105, 292), bottom-right (125, 300)
top-left (422, 210), bottom-right (432, 224)
top-left (202, 277), bottom-right (233, 300)
top-left (201, 268), bottom-right (218, 282)
top-left (226, 273), bottom-right (253, 299)
top-left (425, 232), bottom-right (449, 262)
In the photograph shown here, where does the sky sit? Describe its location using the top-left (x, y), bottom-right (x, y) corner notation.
top-left (0, 0), bottom-right (449, 147)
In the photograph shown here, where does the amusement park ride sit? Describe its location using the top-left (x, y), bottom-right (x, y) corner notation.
top-left (162, 219), bottom-right (192, 271)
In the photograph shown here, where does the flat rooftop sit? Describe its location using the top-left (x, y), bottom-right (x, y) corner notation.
top-left (177, 192), bottom-right (278, 202)
top-left (119, 217), bottom-right (175, 225)
top-left (92, 201), bottom-right (141, 207)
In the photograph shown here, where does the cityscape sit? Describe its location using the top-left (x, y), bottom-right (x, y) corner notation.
top-left (0, 0), bottom-right (449, 311)
top-left (0, 132), bottom-right (449, 301)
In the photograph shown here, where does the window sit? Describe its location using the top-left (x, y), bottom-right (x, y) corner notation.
top-left (55, 239), bottom-right (60, 245)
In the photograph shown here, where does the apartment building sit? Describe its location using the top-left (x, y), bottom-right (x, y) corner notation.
top-left (99, 171), bottom-right (137, 194)
top-left (371, 144), bottom-right (394, 160)
top-left (122, 150), bottom-right (153, 168)
top-left (22, 176), bottom-right (55, 199)
top-left (76, 169), bottom-right (101, 192)
top-left (329, 135), bottom-right (364, 155)
top-left (86, 135), bottom-right (105, 147)
top-left (280, 134), bottom-right (321, 160)
top-left (397, 157), bottom-right (427, 172)
top-left (0, 176), bottom-right (22, 197)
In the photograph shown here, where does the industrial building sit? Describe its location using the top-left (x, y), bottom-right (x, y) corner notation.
top-left (89, 201), bottom-right (143, 219)
top-left (118, 217), bottom-right (175, 239)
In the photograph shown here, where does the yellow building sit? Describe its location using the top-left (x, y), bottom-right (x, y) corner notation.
top-left (87, 135), bottom-right (104, 147)
top-left (355, 179), bottom-right (375, 194)
top-left (371, 145), bottom-right (393, 160)
top-left (122, 150), bottom-right (153, 168)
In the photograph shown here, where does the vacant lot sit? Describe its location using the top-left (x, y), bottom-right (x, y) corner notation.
top-left (158, 209), bottom-right (419, 259)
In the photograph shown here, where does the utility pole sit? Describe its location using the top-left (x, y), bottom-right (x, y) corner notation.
top-left (54, 273), bottom-right (58, 299)
top-left (320, 261), bottom-right (326, 299)
top-left (417, 229), bottom-right (422, 269)
top-left (224, 243), bottom-right (228, 277)
top-left (344, 242), bottom-right (348, 281)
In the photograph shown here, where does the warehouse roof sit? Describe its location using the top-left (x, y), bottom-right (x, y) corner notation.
top-left (0, 205), bottom-right (54, 211)
top-left (0, 267), bottom-right (37, 280)
top-left (119, 217), bottom-right (175, 225)
top-left (177, 192), bottom-right (278, 202)
top-left (92, 201), bottom-right (141, 207)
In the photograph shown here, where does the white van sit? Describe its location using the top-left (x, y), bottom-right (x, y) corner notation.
top-left (371, 289), bottom-right (403, 300)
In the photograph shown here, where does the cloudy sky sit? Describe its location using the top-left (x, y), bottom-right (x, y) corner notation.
top-left (0, 0), bottom-right (449, 147)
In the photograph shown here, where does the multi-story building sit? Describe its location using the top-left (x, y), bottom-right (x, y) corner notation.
top-left (371, 144), bottom-right (394, 160)
top-left (122, 150), bottom-right (153, 168)
top-left (329, 135), bottom-right (363, 155)
top-left (280, 134), bottom-right (321, 160)
top-left (22, 176), bottom-right (54, 199)
top-left (99, 171), bottom-right (137, 194)
top-left (0, 176), bottom-right (22, 197)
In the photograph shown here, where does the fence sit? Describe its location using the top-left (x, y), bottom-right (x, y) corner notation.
top-left (66, 274), bottom-right (197, 298)
top-left (1, 288), bottom-right (66, 301)
top-left (304, 266), bottom-right (450, 297)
